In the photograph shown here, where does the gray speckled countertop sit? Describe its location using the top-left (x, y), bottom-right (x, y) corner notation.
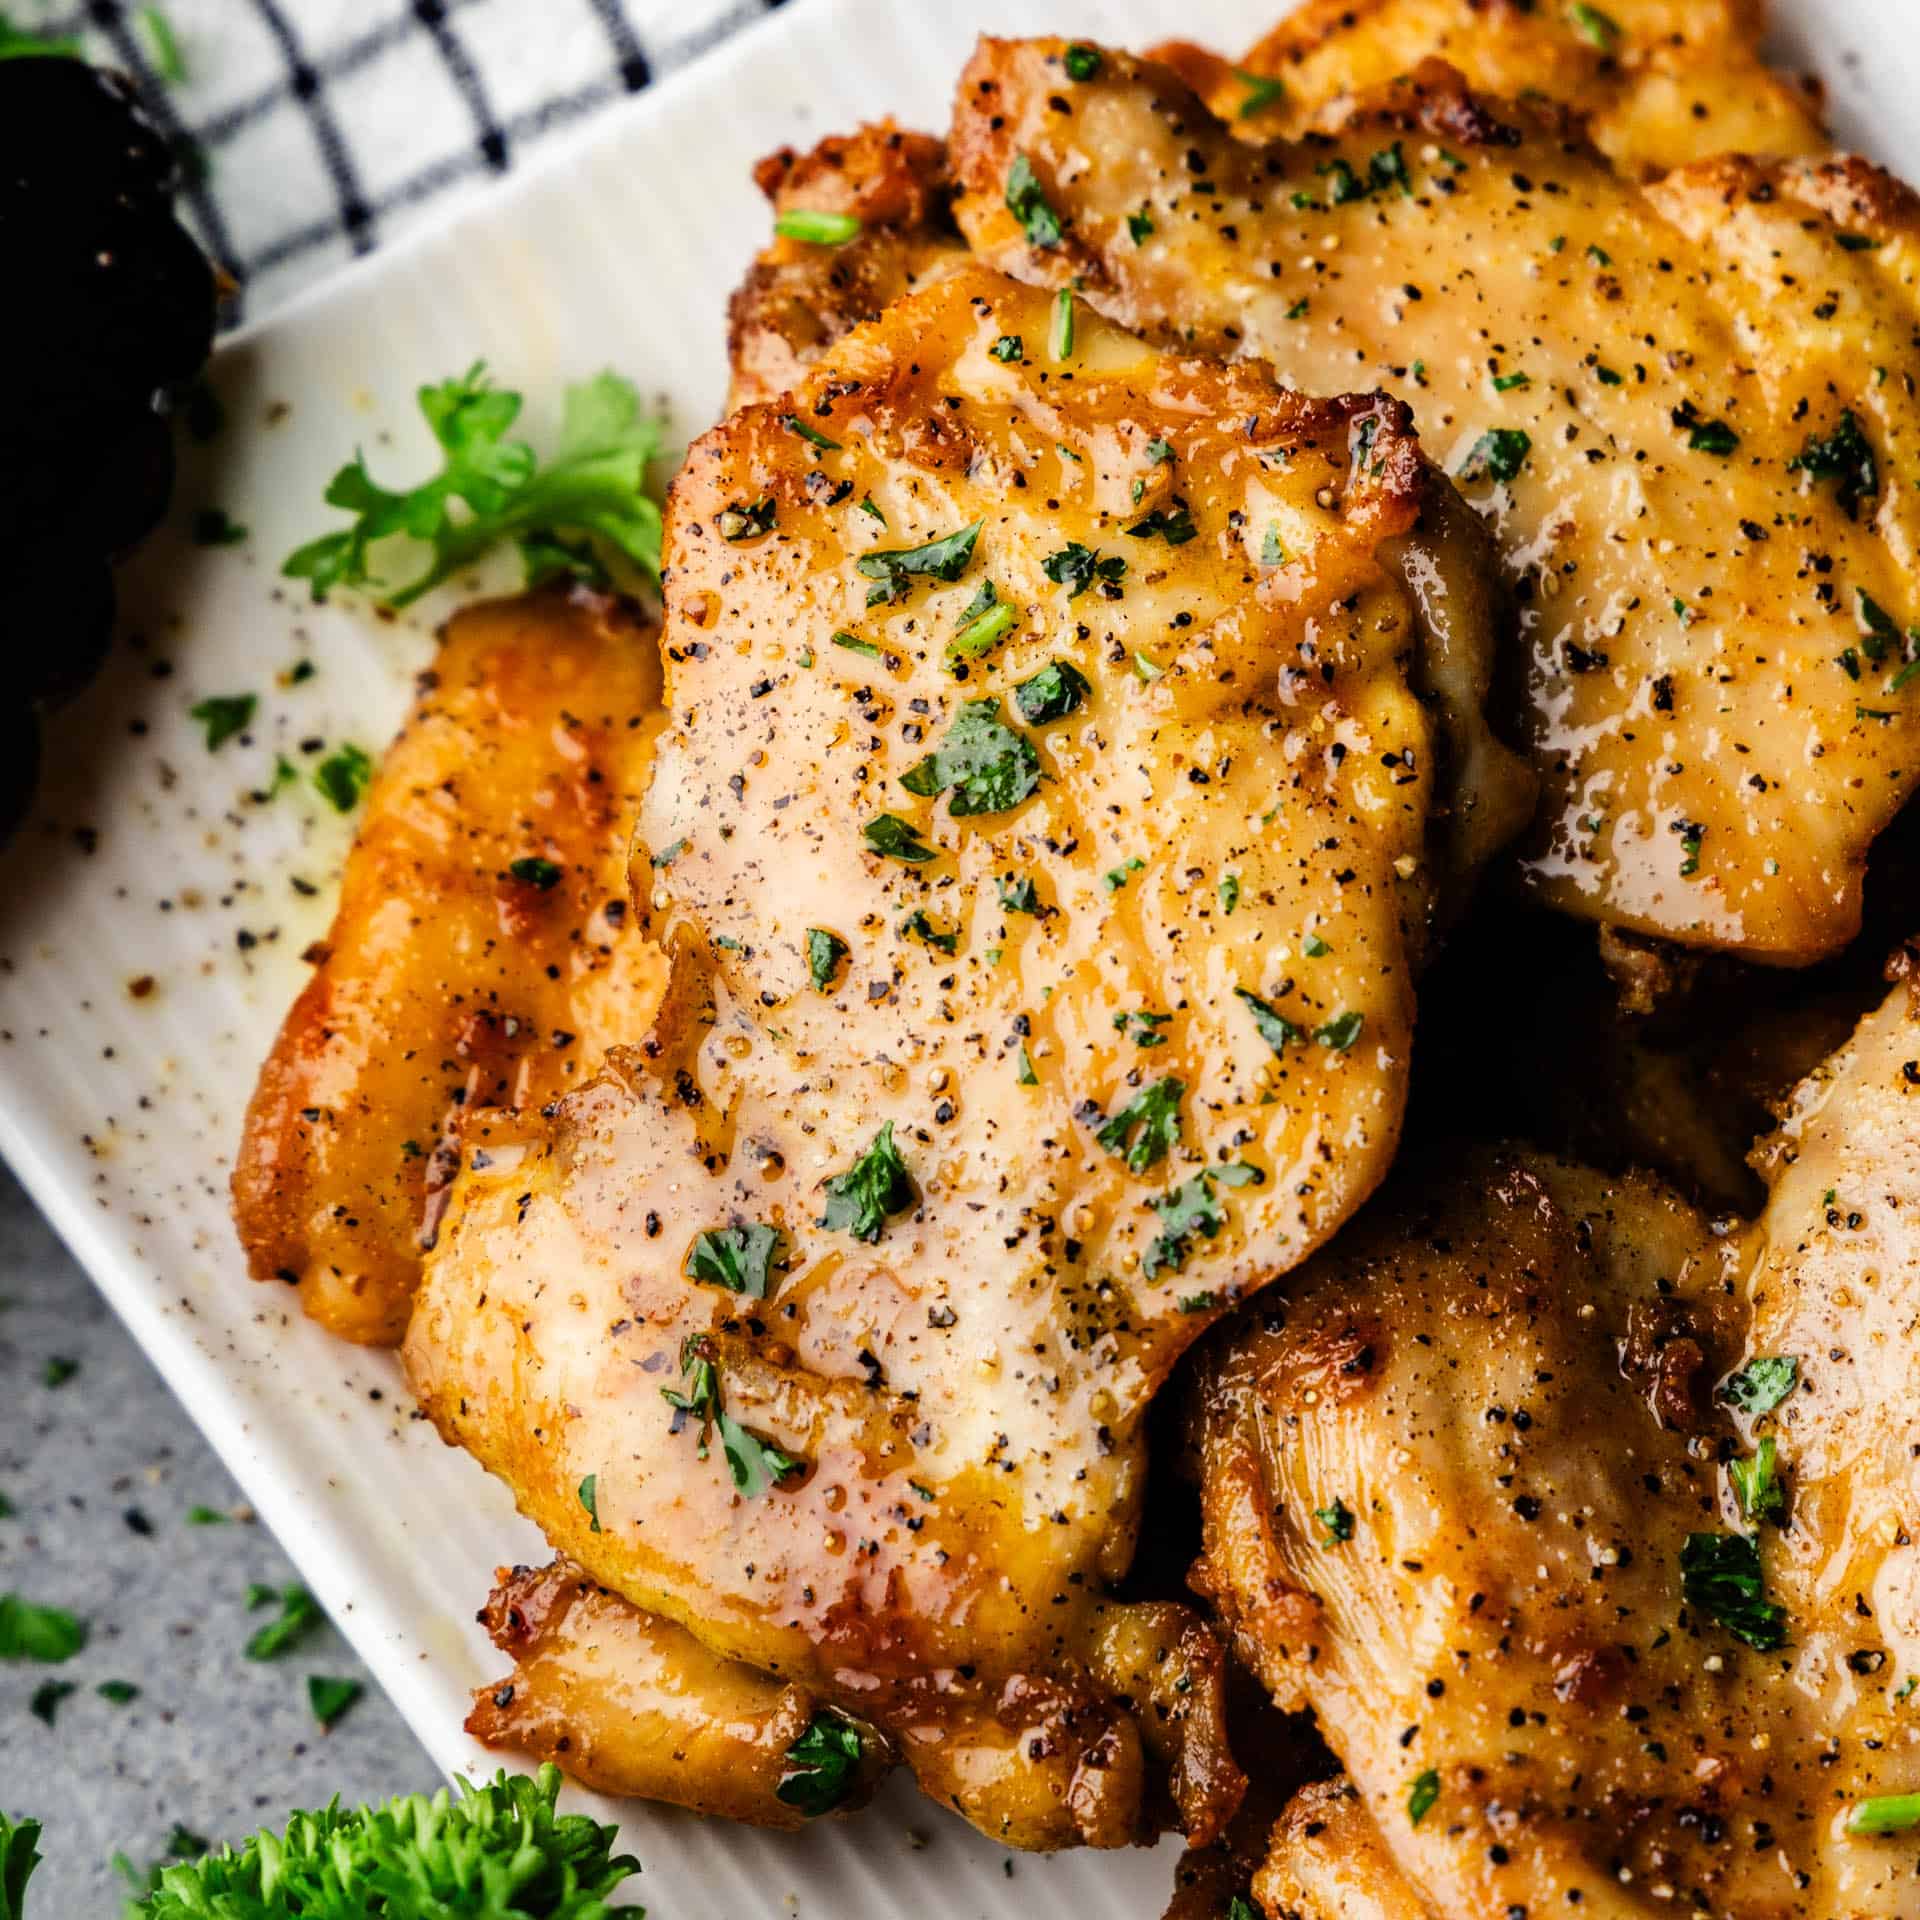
top-left (0, 1164), bottom-right (437, 1914)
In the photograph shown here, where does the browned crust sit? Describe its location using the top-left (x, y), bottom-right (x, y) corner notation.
top-left (1666, 147), bottom-right (1920, 240)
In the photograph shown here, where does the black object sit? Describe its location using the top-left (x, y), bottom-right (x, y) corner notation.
top-left (0, 52), bottom-right (218, 839)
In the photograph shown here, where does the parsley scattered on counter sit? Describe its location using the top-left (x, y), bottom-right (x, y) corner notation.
top-left (774, 208), bottom-right (862, 245)
top-left (284, 365), bottom-right (664, 606)
top-left (1407, 1768), bottom-right (1440, 1826)
top-left (777, 1709), bottom-right (868, 1816)
top-left (138, 6), bottom-right (185, 82)
top-left (819, 1122), bottom-right (915, 1242)
top-left (806, 927), bottom-right (848, 991)
top-left (312, 744), bottom-right (372, 814)
top-left (243, 1584), bottom-right (322, 1661)
top-left (39, 1356), bottom-right (77, 1389)
top-left (1095, 1077), bottom-right (1185, 1174)
top-left (96, 1679), bottom-right (139, 1704)
top-left (1315, 1499), bottom-right (1355, 1546)
top-left (1722, 1354), bottom-right (1798, 1415)
top-left (900, 699), bottom-right (1039, 817)
top-left (1237, 986), bottom-right (1299, 1053)
top-left (1044, 543), bottom-right (1126, 598)
top-left (1789, 409), bottom-right (1878, 520)
top-left (576, 1474), bottom-right (601, 1533)
top-left (1005, 154), bottom-right (1063, 249)
top-left (1013, 658), bottom-right (1091, 725)
top-left (185, 1505), bottom-right (230, 1526)
top-left (0, 1595), bottom-right (86, 1663)
top-left (190, 694), bottom-right (255, 751)
top-left (1457, 428), bottom-right (1531, 483)
top-left (507, 856), bottom-right (562, 890)
top-left (1680, 1532), bottom-right (1787, 1651)
top-left (29, 1681), bottom-right (74, 1726)
top-left (857, 521), bottom-right (982, 605)
top-left (863, 813), bottom-right (937, 863)
top-left (306, 1676), bottom-right (361, 1731)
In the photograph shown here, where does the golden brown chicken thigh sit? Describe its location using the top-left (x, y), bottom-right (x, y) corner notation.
top-left (1195, 964), bottom-right (1920, 1917)
top-left (949, 41), bottom-right (1920, 966)
top-left (405, 262), bottom-right (1520, 1850)
top-left (1154, 0), bottom-right (1825, 178)
top-left (232, 587), bottom-right (668, 1343)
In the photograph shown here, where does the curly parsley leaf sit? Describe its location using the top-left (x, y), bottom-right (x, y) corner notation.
top-left (1680, 1531), bottom-right (1787, 1651)
top-left (117, 1765), bottom-right (640, 1916)
top-left (900, 699), bottom-right (1040, 817)
top-left (284, 365), bottom-right (665, 607)
top-left (819, 1122), bottom-right (915, 1242)
top-left (777, 1709), bottom-right (868, 1817)
top-left (1095, 1078), bottom-right (1185, 1174)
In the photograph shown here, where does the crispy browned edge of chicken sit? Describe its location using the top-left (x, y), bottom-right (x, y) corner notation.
top-left (726, 120), bottom-right (960, 410)
top-left (232, 585), bottom-right (667, 1345)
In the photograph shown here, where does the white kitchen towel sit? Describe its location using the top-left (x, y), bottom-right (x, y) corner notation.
top-left (20, 0), bottom-right (789, 321)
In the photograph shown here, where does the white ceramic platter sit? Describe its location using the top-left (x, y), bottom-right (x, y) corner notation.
top-left (3, 1), bottom-right (1915, 1913)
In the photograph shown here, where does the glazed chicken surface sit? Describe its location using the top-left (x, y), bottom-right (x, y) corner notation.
top-left (232, 588), bottom-right (667, 1344)
top-left (1193, 965), bottom-right (1920, 1918)
top-left (949, 39), bottom-right (1920, 964)
top-left (1154, 0), bottom-right (1825, 178)
top-left (402, 261), bottom-right (1526, 1850)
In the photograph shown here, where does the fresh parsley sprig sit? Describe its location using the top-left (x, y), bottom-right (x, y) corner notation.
top-left (285, 365), bottom-right (665, 608)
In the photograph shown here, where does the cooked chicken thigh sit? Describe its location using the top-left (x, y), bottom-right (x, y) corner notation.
top-left (1194, 965), bottom-right (1920, 1917)
top-left (232, 587), bottom-right (667, 1343)
top-left (405, 262), bottom-right (1518, 1848)
top-left (950, 42), bottom-right (1920, 965)
top-left (1154, 0), bottom-right (1825, 178)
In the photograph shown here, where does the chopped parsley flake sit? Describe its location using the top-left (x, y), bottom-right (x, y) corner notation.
top-left (1014, 658), bottom-right (1091, 724)
top-left (863, 813), bottom-right (937, 863)
top-left (1680, 1531), bottom-right (1786, 1651)
top-left (857, 521), bottom-right (982, 604)
top-left (0, 1594), bottom-right (86, 1663)
top-left (806, 927), bottom-right (848, 991)
top-left (775, 208), bottom-right (862, 245)
top-left (308, 1674), bottom-right (363, 1730)
top-left (950, 580), bottom-right (1018, 662)
top-left (900, 699), bottom-right (1040, 817)
top-left (313, 744), bottom-right (373, 813)
top-left (1789, 410), bottom-right (1878, 520)
top-left (990, 334), bottom-right (1024, 363)
top-left (1408, 1769), bottom-right (1441, 1826)
top-left (1236, 986), bottom-right (1301, 1053)
top-left (1044, 542), bottom-right (1126, 598)
top-left (1235, 69), bottom-right (1286, 117)
top-left (898, 908), bottom-right (958, 954)
top-left (998, 873), bottom-right (1041, 914)
top-left (1567, 2), bottom-right (1621, 48)
top-left (1723, 1354), bottom-right (1798, 1415)
top-left (577, 1474), bottom-right (601, 1533)
top-left (1688, 419), bottom-right (1740, 457)
top-left (777, 1710), bottom-right (867, 1816)
top-left (1005, 153), bottom-right (1063, 249)
top-left (1104, 857), bottom-right (1144, 892)
top-left (783, 413), bottom-right (841, 452)
top-left (1094, 1077), bottom-right (1184, 1174)
top-left (684, 1224), bottom-right (781, 1299)
top-left (1143, 1163), bottom-right (1261, 1278)
top-left (1125, 501), bottom-right (1197, 545)
top-left (819, 1122), bottom-right (915, 1242)
top-left (508, 856), bottom-right (562, 890)
top-left (1457, 428), bottom-right (1531, 484)
top-left (1129, 207), bottom-right (1155, 244)
top-left (1219, 872), bottom-right (1241, 916)
top-left (1062, 42), bottom-right (1101, 80)
top-left (1730, 1435), bottom-right (1784, 1523)
top-left (190, 693), bottom-right (255, 751)
top-left (1315, 1499), bottom-right (1355, 1547)
top-left (244, 1584), bottom-right (323, 1661)
top-left (1315, 1010), bottom-right (1364, 1051)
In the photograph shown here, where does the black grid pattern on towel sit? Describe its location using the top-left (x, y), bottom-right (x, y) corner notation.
top-left (30, 0), bottom-right (791, 323)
